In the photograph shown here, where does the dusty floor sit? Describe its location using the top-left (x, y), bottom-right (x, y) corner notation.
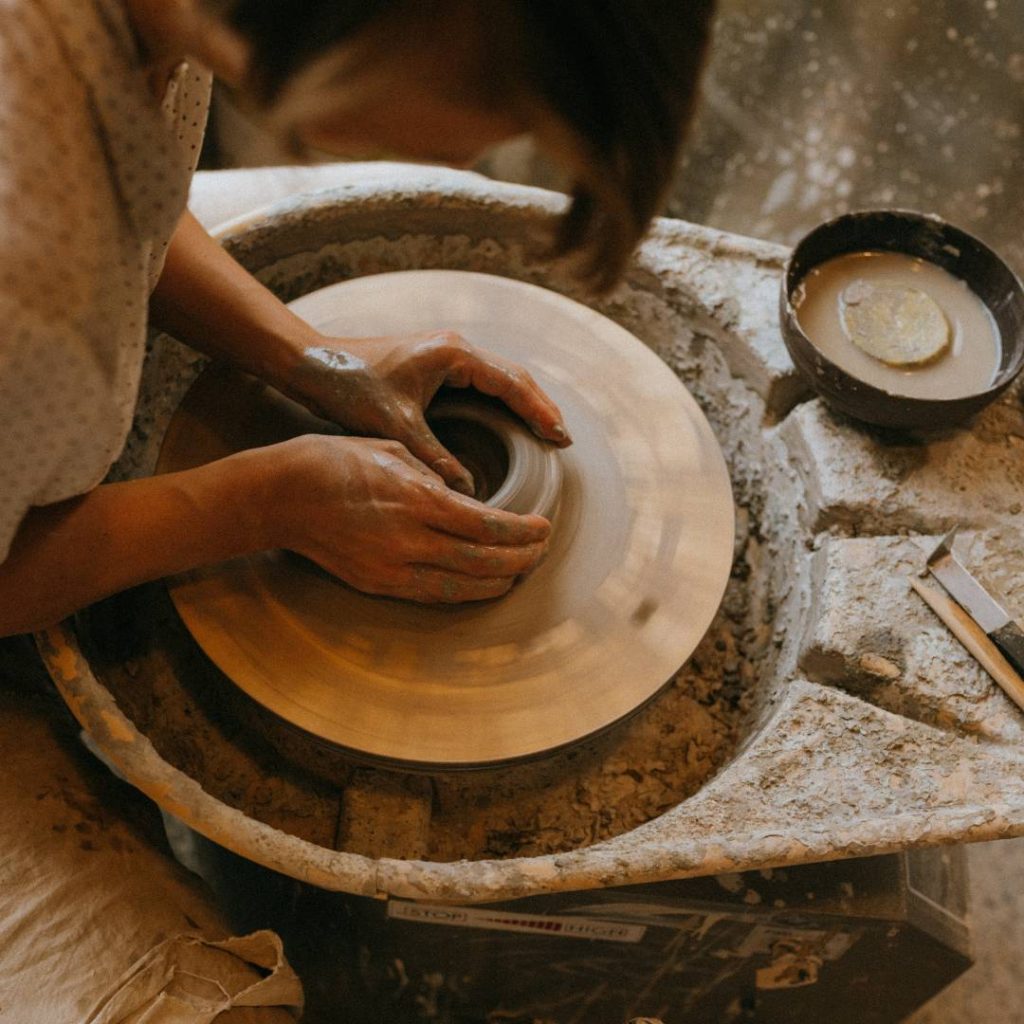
top-left (672, 0), bottom-right (1024, 281)
top-left (907, 838), bottom-right (1024, 1023)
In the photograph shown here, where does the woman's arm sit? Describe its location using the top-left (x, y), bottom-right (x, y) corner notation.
top-left (149, 209), bottom-right (315, 382)
top-left (0, 448), bottom-right (272, 636)
top-left (0, 434), bottom-right (549, 638)
top-left (0, 215), bottom-right (558, 636)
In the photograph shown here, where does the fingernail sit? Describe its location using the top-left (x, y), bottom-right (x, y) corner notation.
top-left (551, 423), bottom-right (572, 444)
top-left (454, 474), bottom-right (475, 497)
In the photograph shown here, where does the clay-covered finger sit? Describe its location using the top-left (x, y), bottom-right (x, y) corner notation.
top-left (367, 438), bottom-right (448, 488)
top-left (427, 491), bottom-right (551, 545)
top-left (426, 538), bottom-right (548, 578)
top-left (453, 352), bottom-right (572, 447)
top-left (403, 567), bottom-right (517, 604)
top-left (397, 414), bottom-right (476, 496)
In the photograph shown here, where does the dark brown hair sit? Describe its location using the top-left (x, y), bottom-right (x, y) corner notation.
top-left (227, 0), bottom-right (716, 290)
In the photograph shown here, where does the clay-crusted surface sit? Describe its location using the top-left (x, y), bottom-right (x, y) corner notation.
top-left (800, 533), bottom-right (1024, 745)
top-left (39, 167), bottom-right (1024, 902)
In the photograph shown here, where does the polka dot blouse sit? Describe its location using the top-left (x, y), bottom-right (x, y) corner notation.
top-left (0, 0), bottom-right (210, 560)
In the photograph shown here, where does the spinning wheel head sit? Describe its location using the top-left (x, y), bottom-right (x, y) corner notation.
top-left (157, 271), bottom-right (735, 768)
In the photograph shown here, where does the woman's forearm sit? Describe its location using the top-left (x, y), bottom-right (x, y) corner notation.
top-left (149, 209), bottom-right (316, 381)
top-left (0, 449), bottom-right (275, 637)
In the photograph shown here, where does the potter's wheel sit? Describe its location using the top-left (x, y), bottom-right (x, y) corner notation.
top-left (157, 271), bottom-right (734, 768)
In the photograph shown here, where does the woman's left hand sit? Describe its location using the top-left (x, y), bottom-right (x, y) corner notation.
top-left (279, 331), bottom-right (572, 495)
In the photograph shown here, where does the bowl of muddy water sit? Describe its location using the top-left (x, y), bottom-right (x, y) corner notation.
top-left (781, 209), bottom-right (1024, 429)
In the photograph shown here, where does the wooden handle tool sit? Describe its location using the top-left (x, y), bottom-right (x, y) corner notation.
top-left (925, 525), bottom-right (1024, 679)
top-left (910, 575), bottom-right (1024, 714)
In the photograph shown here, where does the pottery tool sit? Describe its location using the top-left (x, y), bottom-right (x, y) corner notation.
top-left (909, 528), bottom-right (1024, 713)
top-left (925, 527), bottom-right (1024, 674)
top-left (910, 577), bottom-right (1024, 714)
top-left (157, 271), bottom-right (736, 768)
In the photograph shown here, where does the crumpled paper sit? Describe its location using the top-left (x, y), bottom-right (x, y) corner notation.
top-left (85, 931), bottom-right (303, 1024)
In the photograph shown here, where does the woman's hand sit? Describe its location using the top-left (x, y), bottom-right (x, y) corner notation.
top-left (279, 331), bottom-right (572, 496)
top-left (268, 433), bottom-right (550, 602)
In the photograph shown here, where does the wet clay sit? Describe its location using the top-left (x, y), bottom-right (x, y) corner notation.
top-left (794, 251), bottom-right (1001, 399)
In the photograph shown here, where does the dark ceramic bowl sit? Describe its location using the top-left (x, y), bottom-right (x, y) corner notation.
top-left (781, 209), bottom-right (1024, 429)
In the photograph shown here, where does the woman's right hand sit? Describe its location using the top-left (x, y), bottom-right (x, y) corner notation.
top-left (266, 434), bottom-right (551, 603)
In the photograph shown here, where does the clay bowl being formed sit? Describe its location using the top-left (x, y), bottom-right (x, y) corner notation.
top-left (781, 209), bottom-right (1024, 430)
top-left (426, 394), bottom-right (562, 521)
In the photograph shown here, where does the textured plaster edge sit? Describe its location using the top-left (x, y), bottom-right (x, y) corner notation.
top-left (39, 621), bottom-right (1024, 904)
top-left (202, 161), bottom-right (789, 270)
top-left (37, 623), bottom-right (379, 899)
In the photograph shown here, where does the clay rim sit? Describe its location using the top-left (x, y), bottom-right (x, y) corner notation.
top-left (779, 208), bottom-right (1024, 430)
top-left (426, 396), bottom-right (563, 522)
